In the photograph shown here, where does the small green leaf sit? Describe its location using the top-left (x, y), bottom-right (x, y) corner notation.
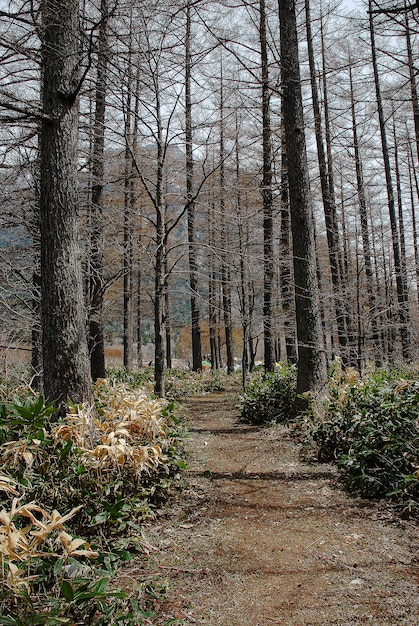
top-left (61, 580), bottom-right (74, 602)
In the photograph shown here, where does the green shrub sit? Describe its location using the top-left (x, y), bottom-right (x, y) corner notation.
top-left (239, 365), bottom-right (297, 425)
top-left (0, 381), bottom-right (187, 622)
top-left (309, 370), bottom-right (419, 514)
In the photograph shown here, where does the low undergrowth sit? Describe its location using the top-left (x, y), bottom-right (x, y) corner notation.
top-left (238, 365), bottom-right (297, 425)
top-left (106, 366), bottom-right (232, 399)
top-left (308, 367), bottom-right (419, 517)
top-left (239, 364), bottom-right (419, 517)
top-left (0, 379), bottom-right (186, 624)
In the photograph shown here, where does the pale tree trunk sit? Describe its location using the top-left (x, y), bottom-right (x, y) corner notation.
top-left (259, 0), bottom-right (274, 372)
top-left (185, 1), bottom-right (202, 371)
top-left (89, 0), bottom-right (108, 381)
top-left (349, 60), bottom-right (381, 366)
top-left (279, 118), bottom-right (297, 363)
top-left (219, 67), bottom-right (234, 374)
top-left (393, 114), bottom-right (408, 310)
top-left (40, 0), bottom-right (92, 406)
top-left (123, 32), bottom-right (134, 371)
top-left (208, 197), bottom-right (219, 369)
top-left (369, 1), bottom-right (410, 361)
top-left (279, 0), bottom-right (328, 414)
top-left (235, 114), bottom-right (250, 385)
top-left (130, 60), bottom-right (142, 368)
top-left (407, 140), bottom-right (419, 311)
top-left (305, 0), bottom-right (350, 366)
top-left (405, 11), bottom-right (419, 167)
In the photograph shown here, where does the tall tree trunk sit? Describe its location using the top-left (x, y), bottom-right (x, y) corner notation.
top-left (393, 113), bottom-right (408, 312)
top-left (219, 66), bottom-right (234, 374)
top-left (208, 198), bottom-right (218, 369)
top-left (407, 140), bottom-right (419, 312)
top-left (405, 11), bottom-right (419, 167)
top-left (260, 0), bottom-right (274, 372)
top-left (235, 114), bottom-right (250, 385)
top-left (349, 60), bottom-right (381, 366)
top-left (369, 1), bottom-right (410, 361)
top-left (123, 35), bottom-right (134, 371)
top-left (153, 74), bottom-right (166, 397)
top-left (137, 266), bottom-right (143, 367)
top-left (279, 0), bottom-right (328, 414)
top-left (279, 117), bottom-right (297, 363)
top-left (305, 0), bottom-right (350, 366)
top-left (89, 0), bottom-right (108, 381)
top-left (40, 0), bottom-right (92, 406)
top-left (185, 1), bottom-right (202, 372)
top-left (164, 252), bottom-right (172, 369)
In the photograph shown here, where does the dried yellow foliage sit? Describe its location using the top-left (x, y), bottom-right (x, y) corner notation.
top-left (51, 381), bottom-right (169, 477)
top-left (0, 491), bottom-right (96, 592)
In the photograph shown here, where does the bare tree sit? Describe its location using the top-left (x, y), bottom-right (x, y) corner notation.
top-left (279, 0), bottom-right (328, 414)
top-left (40, 0), bottom-right (92, 406)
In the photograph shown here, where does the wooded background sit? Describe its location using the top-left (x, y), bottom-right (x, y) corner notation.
top-left (0, 0), bottom-right (418, 402)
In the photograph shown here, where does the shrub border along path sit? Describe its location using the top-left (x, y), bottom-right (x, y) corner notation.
top-left (127, 390), bottom-right (419, 625)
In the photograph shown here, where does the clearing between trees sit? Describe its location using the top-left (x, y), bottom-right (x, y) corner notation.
top-left (133, 390), bottom-right (419, 625)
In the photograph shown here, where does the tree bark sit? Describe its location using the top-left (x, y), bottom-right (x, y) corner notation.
top-left (405, 11), bottom-right (419, 167)
top-left (279, 117), bottom-right (297, 363)
top-left (40, 0), bottom-right (92, 406)
top-left (185, 1), bottom-right (202, 372)
top-left (219, 67), bottom-right (234, 374)
top-left (349, 60), bottom-right (381, 366)
top-left (89, 0), bottom-right (108, 381)
top-left (369, 1), bottom-right (410, 361)
top-left (279, 0), bottom-right (328, 414)
top-left (305, 0), bottom-right (350, 366)
top-left (259, 0), bottom-right (274, 372)
top-left (123, 33), bottom-right (134, 371)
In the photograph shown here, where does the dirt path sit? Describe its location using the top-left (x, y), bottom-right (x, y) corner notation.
top-left (136, 391), bottom-right (419, 625)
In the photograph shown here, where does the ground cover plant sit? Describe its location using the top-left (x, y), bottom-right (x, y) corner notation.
top-left (238, 364), bottom-right (297, 425)
top-left (106, 366), bottom-right (231, 399)
top-left (0, 378), bottom-right (186, 624)
top-left (308, 367), bottom-right (419, 517)
top-left (239, 364), bottom-right (419, 517)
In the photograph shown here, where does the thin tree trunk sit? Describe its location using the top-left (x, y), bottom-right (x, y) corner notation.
top-left (164, 252), bottom-right (172, 369)
top-left (260, 0), bottom-right (274, 372)
top-left (208, 198), bottom-right (218, 369)
top-left (123, 35), bottom-right (134, 371)
top-left (185, 1), bottom-right (202, 372)
top-left (407, 139), bottom-right (419, 312)
top-left (219, 66), bottom-right (234, 374)
top-left (393, 114), bottom-right (408, 316)
top-left (349, 60), bottom-right (381, 366)
top-left (369, 1), bottom-right (410, 361)
top-left (279, 118), bottom-right (297, 363)
top-left (279, 0), bottom-right (328, 414)
top-left (405, 11), bottom-right (419, 167)
top-left (305, 0), bottom-right (350, 366)
top-left (40, 0), bottom-right (92, 407)
top-left (235, 114), bottom-right (250, 385)
top-left (89, 0), bottom-right (108, 381)
top-left (137, 266), bottom-right (143, 367)
top-left (153, 75), bottom-right (165, 396)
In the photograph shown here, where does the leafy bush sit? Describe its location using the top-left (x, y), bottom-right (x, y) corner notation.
top-left (106, 366), bottom-right (231, 399)
top-left (239, 365), bottom-right (297, 424)
top-left (0, 475), bottom-right (146, 625)
top-left (0, 380), bottom-right (187, 623)
top-left (0, 381), bottom-right (184, 539)
top-left (164, 368), bottom-right (229, 398)
top-left (309, 370), bottom-right (419, 515)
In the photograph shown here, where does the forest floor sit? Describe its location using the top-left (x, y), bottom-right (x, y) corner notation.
top-left (125, 389), bottom-right (419, 625)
